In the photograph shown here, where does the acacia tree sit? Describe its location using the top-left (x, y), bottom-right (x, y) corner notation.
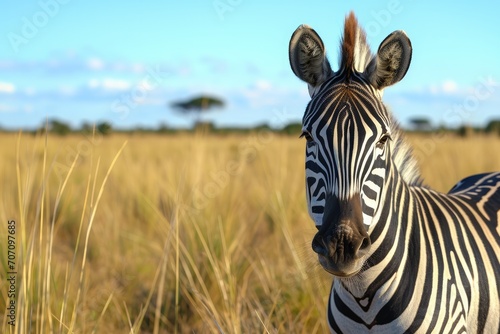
top-left (170, 95), bottom-right (225, 127)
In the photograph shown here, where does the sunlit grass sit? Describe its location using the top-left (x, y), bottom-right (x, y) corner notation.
top-left (1, 131), bottom-right (499, 333)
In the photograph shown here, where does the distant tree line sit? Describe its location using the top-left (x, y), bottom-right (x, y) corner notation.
top-left (408, 117), bottom-right (500, 137)
top-left (34, 119), bottom-right (114, 136)
top-left (7, 95), bottom-right (498, 137)
top-left (5, 118), bottom-right (499, 137)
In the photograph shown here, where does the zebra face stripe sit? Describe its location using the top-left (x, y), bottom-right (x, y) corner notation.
top-left (302, 78), bottom-right (391, 277)
top-left (303, 77), bottom-right (390, 231)
top-left (290, 16), bottom-right (414, 279)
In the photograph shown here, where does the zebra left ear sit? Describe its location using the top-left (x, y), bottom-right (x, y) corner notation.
top-left (366, 30), bottom-right (412, 90)
top-left (289, 24), bottom-right (333, 97)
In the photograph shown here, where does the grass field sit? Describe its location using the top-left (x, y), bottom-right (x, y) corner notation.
top-left (1, 131), bottom-right (499, 333)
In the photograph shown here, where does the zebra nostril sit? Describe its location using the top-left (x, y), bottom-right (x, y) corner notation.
top-left (358, 236), bottom-right (371, 253)
top-left (312, 235), bottom-right (328, 256)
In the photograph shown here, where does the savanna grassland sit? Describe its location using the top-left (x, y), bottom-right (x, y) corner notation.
top-left (1, 131), bottom-right (499, 333)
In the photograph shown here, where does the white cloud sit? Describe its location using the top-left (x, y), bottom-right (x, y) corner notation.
top-left (255, 79), bottom-right (272, 91)
top-left (88, 78), bottom-right (131, 91)
top-left (103, 78), bottom-right (131, 90)
top-left (87, 57), bottom-right (105, 70)
top-left (0, 81), bottom-right (16, 94)
top-left (426, 80), bottom-right (462, 95)
top-left (231, 79), bottom-right (309, 113)
top-left (442, 80), bottom-right (458, 94)
top-left (240, 79), bottom-right (274, 102)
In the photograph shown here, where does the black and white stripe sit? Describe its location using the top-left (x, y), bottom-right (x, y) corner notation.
top-left (289, 12), bottom-right (500, 333)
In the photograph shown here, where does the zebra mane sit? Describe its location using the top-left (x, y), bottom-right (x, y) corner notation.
top-left (341, 12), bottom-right (421, 186)
top-left (388, 113), bottom-right (423, 186)
top-left (340, 12), bottom-right (373, 75)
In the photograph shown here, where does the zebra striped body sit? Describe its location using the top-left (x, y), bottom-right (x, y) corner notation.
top-left (328, 168), bottom-right (500, 332)
top-left (289, 12), bottom-right (500, 333)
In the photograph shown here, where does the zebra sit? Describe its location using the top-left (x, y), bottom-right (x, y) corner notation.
top-left (288, 12), bottom-right (500, 333)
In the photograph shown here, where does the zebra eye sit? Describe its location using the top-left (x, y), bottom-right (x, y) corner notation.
top-left (376, 133), bottom-right (391, 148)
top-left (300, 131), bottom-right (314, 142)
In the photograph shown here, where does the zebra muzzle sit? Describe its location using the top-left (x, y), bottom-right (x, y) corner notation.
top-left (312, 194), bottom-right (371, 277)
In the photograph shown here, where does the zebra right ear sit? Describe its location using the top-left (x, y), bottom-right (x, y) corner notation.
top-left (366, 30), bottom-right (412, 90)
top-left (289, 25), bottom-right (333, 97)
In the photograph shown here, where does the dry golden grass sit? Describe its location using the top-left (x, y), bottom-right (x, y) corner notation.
top-left (0, 131), bottom-right (499, 333)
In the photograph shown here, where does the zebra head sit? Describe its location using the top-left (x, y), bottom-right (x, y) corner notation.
top-left (289, 13), bottom-right (412, 277)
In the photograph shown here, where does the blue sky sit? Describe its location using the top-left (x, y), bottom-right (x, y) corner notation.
top-left (1, 0), bottom-right (499, 130)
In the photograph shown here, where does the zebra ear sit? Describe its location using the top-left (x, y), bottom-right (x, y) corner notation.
top-left (289, 25), bottom-right (333, 97)
top-left (366, 30), bottom-right (412, 90)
